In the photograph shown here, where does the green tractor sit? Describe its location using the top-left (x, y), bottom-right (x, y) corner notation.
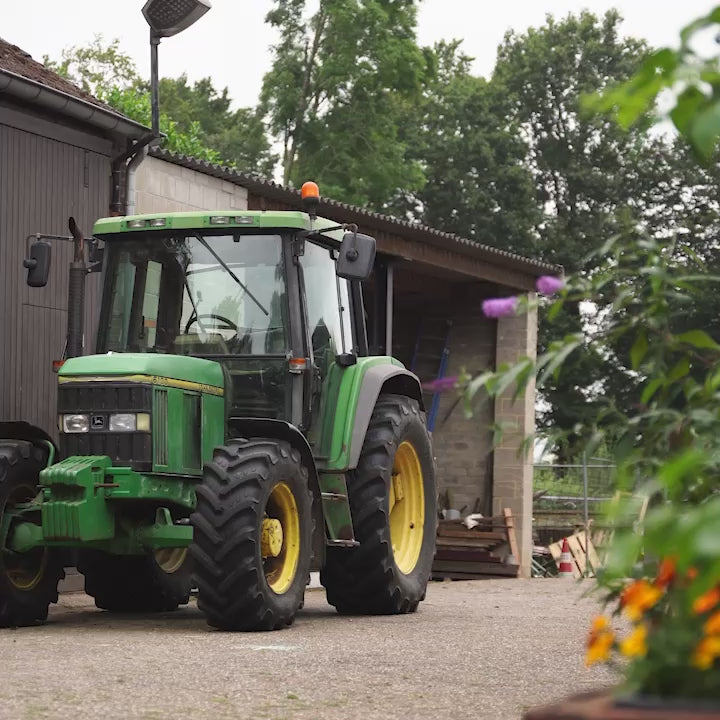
top-left (1, 186), bottom-right (437, 630)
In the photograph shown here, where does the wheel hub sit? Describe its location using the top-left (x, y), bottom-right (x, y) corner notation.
top-left (389, 441), bottom-right (425, 575)
top-left (261, 517), bottom-right (284, 558)
top-left (3, 485), bottom-right (47, 591)
top-left (154, 547), bottom-right (188, 574)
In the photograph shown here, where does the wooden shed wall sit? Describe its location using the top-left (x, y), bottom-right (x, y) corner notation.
top-left (0, 104), bottom-right (111, 436)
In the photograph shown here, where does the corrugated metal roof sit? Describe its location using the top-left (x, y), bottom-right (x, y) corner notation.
top-left (149, 147), bottom-right (560, 279)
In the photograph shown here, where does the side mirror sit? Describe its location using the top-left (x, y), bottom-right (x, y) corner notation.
top-left (24, 240), bottom-right (52, 288)
top-left (88, 240), bottom-right (104, 264)
top-left (336, 231), bottom-right (376, 281)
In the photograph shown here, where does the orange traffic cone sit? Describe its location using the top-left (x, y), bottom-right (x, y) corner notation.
top-left (557, 537), bottom-right (574, 578)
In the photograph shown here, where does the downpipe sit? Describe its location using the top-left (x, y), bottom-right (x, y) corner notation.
top-left (125, 143), bottom-right (149, 216)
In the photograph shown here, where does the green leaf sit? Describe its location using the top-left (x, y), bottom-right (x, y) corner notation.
top-left (641, 377), bottom-right (664, 405)
top-left (667, 357), bottom-right (691, 383)
top-left (494, 357), bottom-right (535, 399)
top-left (670, 86), bottom-right (707, 134)
top-left (630, 330), bottom-right (648, 370)
top-left (689, 99), bottom-right (720, 161)
top-left (677, 329), bottom-right (720, 351)
top-left (538, 336), bottom-right (583, 387)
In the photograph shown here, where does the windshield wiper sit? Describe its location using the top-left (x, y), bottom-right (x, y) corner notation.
top-left (191, 231), bottom-right (269, 317)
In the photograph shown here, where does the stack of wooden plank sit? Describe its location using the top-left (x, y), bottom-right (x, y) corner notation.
top-left (432, 508), bottom-right (520, 580)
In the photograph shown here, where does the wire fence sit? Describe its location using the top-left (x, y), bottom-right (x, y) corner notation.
top-left (532, 454), bottom-right (617, 549)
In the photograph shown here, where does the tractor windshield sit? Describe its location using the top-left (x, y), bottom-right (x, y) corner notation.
top-left (97, 233), bottom-right (288, 357)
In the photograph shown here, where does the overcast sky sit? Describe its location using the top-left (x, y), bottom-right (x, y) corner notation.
top-left (2, 1), bottom-right (717, 109)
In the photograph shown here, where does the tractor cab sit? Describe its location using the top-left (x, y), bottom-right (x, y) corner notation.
top-left (91, 209), bottom-right (373, 434)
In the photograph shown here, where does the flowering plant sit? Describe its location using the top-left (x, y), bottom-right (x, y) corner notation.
top-left (457, 7), bottom-right (720, 699)
top-left (470, 227), bottom-right (720, 700)
top-left (587, 555), bottom-right (720, 699)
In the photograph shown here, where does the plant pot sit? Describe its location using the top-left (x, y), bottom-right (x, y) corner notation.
top-left (523, 689), bottom-right (720, 720)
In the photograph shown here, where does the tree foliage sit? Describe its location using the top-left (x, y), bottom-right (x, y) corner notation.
top-left (260, 0), bottom-right (427, 208)
top-left (399, 40), bottom-right (539, 255)
top-left (486, 11), bottom-right (720, 454)
top-left (44, 36), bottom-right (275, 173)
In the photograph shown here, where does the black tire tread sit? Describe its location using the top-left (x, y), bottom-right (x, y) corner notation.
top-left (321, 394), bottom-right (437, 615)
top-left (0, 440), bottom-right (64, 627)
top-left (190, 438), bottom-right (312, 631)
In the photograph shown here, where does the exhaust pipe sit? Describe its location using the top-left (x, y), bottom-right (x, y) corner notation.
top-left (66, 217), bottom-right (86, 359)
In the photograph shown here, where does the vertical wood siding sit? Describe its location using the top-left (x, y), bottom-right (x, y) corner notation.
top-left (0, 122), bottom-right (110, 436)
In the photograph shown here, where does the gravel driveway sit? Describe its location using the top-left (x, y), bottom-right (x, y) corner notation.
top-left (1, 578), bottom-right (617, 720)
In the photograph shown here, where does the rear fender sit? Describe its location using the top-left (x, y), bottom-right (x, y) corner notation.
top-left (347, 366), bottom-right (424, 469)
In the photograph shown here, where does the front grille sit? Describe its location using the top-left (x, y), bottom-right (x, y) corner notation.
top-left (153, 388), bottom-right (168, 466)
top-left (58, 382), bottom-right (152, 471)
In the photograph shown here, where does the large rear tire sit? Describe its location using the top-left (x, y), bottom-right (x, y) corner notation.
top-left (321, 394), bottom-right (437, 614)
top-left (190, 439), bottom-right (313, 631)
top-left (0, 441), bottom-right (64, 627)
top-left (79, 548), bottom-right (192, 612)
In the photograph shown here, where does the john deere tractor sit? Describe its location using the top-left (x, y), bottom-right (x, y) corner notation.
top-left (1, 185), bottom-right (437, 630)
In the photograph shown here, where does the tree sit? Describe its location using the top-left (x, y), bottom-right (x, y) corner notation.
top-left (491, 11), bottom-right (720, 457)
top-left (155, 76), bottom-right (276, 176)
top-left (488, 12), bottom-right (668, 454)
top-left (44, 38), bottom-right (275, 174)
top-left (260, 0), bottom-right (427, 208)
top-left (398, 40), bottom-right (539, 256)
top-left (43, 35), bottom-right (139, 96)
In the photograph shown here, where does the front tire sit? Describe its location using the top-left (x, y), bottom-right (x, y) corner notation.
top-left (79, 548), bottom-right (192, 612)
top-left (0, 441), bottom-right (64, 627)
top-left (321, 394), bottom-right (437, 614)
top-left (190, 439), bottom-right (313, 631)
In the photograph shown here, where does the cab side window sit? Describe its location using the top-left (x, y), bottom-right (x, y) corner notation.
top-left (300, 241), bottom-right (350, 377)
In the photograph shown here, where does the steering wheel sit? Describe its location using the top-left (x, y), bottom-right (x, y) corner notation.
top-left (184, 313), bottom-right (238, 335)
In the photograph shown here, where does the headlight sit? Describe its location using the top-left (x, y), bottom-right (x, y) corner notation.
top-left (109, 413), bottom-right (137, 432)
top-left (62, 414), bottom-right (89, 433)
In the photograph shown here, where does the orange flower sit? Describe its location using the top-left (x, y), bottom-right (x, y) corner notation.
top-left (620, 624), bottom-right (648, 658)
top-left (590, 615), bottom-right (609, 633)
top-left (693, 635), bottom-right (720, 671)
top-left (655, 556), bottom-right (676, 589)
top-left (693, 587), bottom-right (720, 615)
top-left (687, 568), bottom-right (699, 581)
top-left (620, 580), bottom-right (663, 621)
top-left (586, 629), bottom-right (615, 666)
top-left (705, 611), bottom-right (720, 636)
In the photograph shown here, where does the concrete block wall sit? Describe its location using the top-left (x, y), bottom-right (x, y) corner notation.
top-left (492, 300), bottom-right (537, 577)
top-left (134, 156), bottom-right (248, 214)
top-left (430, 300), bottom-right (496, 516)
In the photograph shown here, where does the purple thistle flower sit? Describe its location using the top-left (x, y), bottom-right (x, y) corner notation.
top-left (536, 275), bottom-right (564, 295)
top-left (482, 296), bottom-right (518, 318)
top-left (422, 376), bottom-right (458, 393)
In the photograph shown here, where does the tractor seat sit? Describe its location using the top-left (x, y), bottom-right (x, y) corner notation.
top-left (172, 332), bottom-right (229, 356)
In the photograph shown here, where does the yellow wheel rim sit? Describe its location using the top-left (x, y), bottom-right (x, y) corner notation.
top-left (154, 548), bottom-right (187, 574)
top-left (389, 441), bottom-right (425, 575)
top-left (262, 482), bottom-right (300, 595)
top-left (4, 485), bottom-right (46, 591)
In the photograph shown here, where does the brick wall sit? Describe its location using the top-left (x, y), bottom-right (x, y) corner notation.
top-left (430, 300), bottom-right (496, 516)
top-left (134, 156), bottom-right (248, 214)
top-left (393, 279), bottom-right (497, 516)
top-left (492, 301), bottom-right (537, 577)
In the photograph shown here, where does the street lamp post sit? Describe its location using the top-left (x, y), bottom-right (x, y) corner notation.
top-left (141, 0), bottom-right (212, 139)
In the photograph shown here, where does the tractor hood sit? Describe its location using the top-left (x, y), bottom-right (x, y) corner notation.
top-left (58, 353), bottom-right (225, 395)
